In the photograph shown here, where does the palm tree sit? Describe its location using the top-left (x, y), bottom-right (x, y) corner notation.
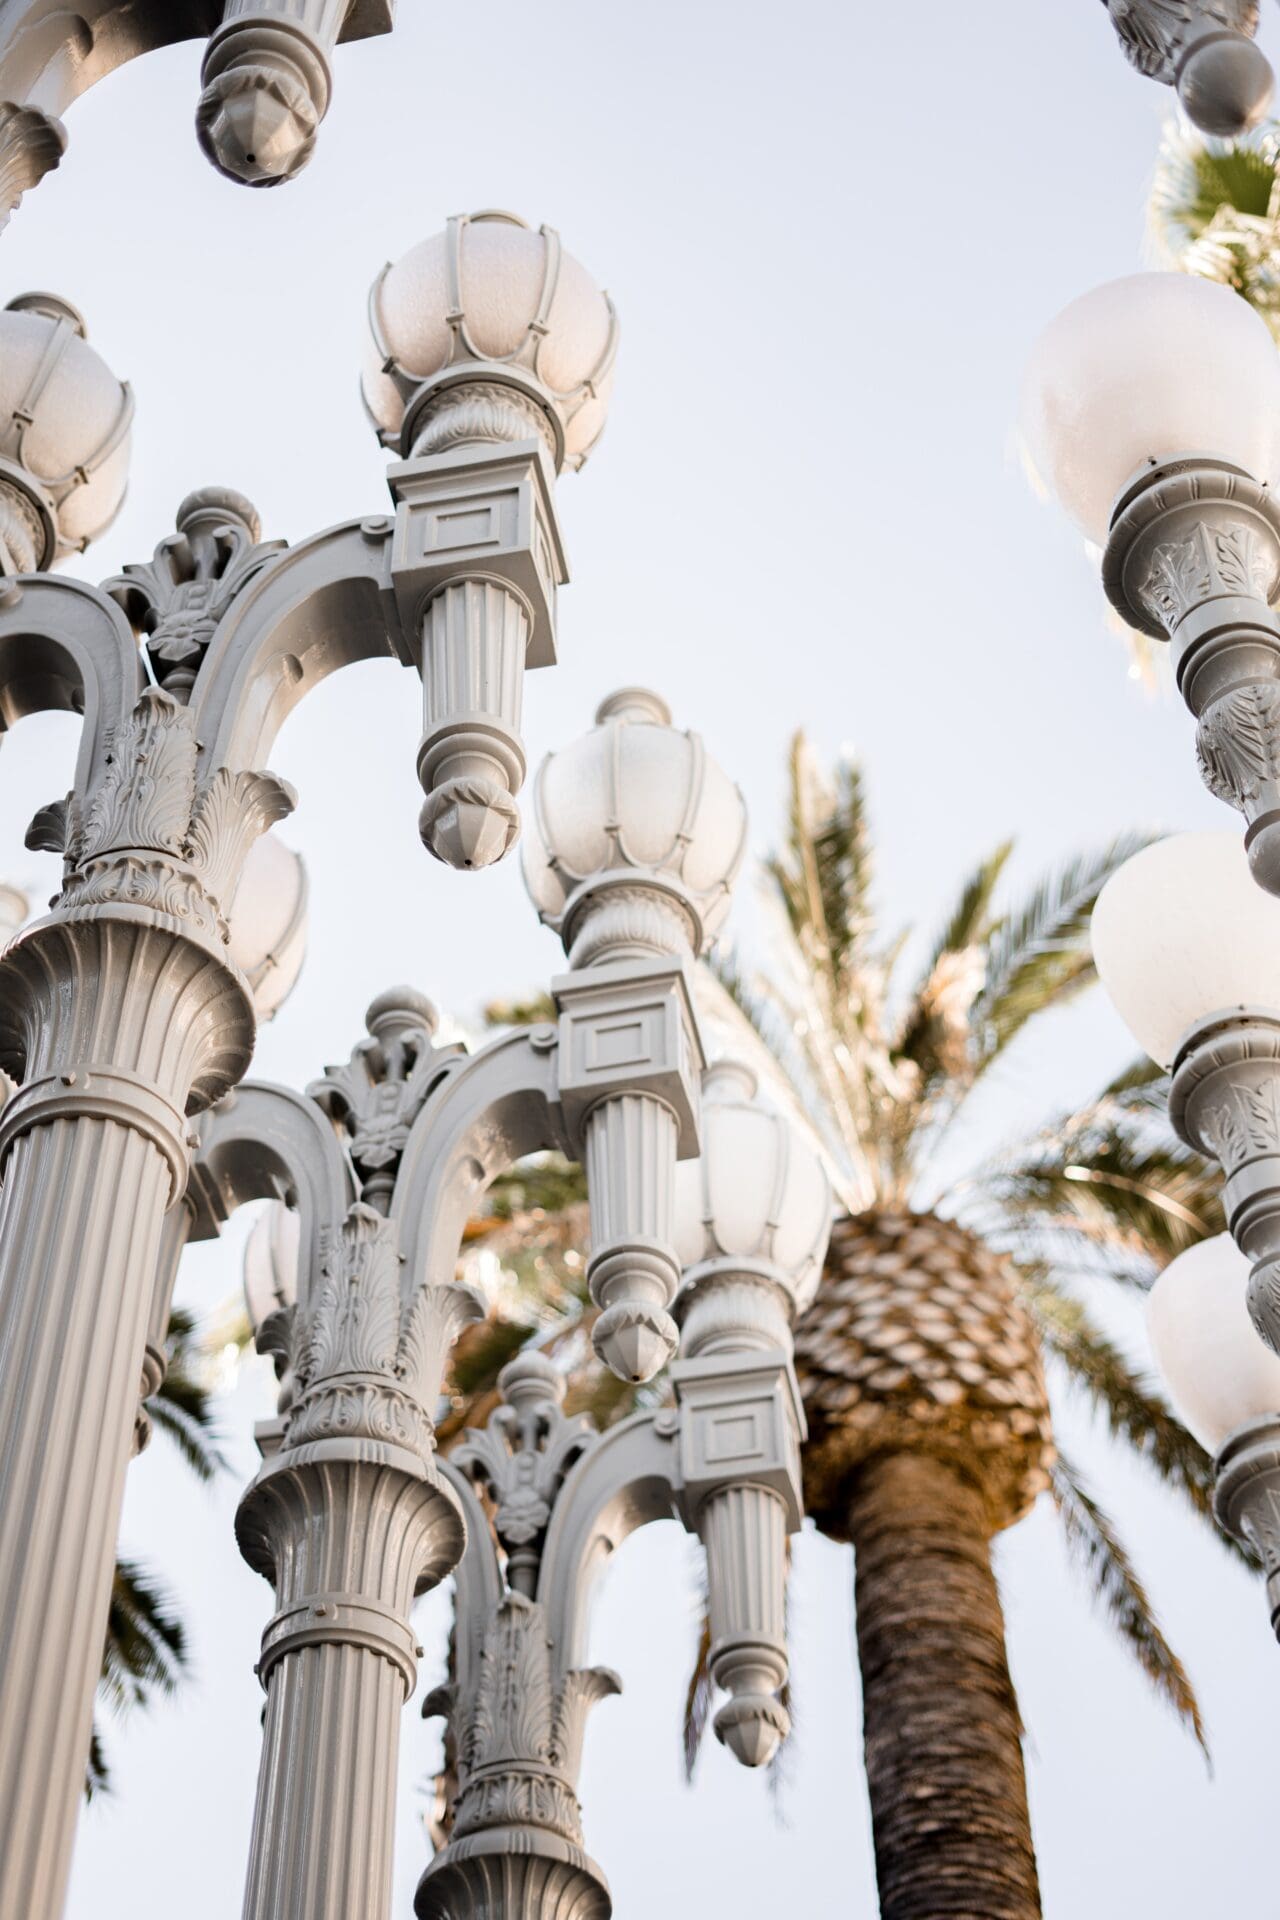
top-left (454, 741), bottom-right (1234, 1920)
top-left (90, 1307), bottom-right (226, 1797)
top-left (1149, 116), bottom-right (1280, 334)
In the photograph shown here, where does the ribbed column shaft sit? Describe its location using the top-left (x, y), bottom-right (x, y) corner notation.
top-left (245, 1641), bottom-right (403, 1920)
top-left (419, 579), bottom-right (530, 791)
top-left (698, 1483), bottom-right (790, 1766)
top-left (0, 1119), bottom-right (168, 1918)
top-left (583, 1093), bottom-right (681, 1382)
top-left (0, 918), bottom-right (250, 1920)
top-left (240, 1453), bottom-right (463, 1920)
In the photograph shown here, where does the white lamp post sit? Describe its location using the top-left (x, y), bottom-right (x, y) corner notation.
top-left (523, 689), bottom-right (747, 1382)
top-left (1022, 272), bottom-right (1280, 896)
top-left (0, 210), bottom-right (614, 1920)
top-left (1148, 1234), bottom-right (1280, 1635)
top-left (364, 211), bottom-right (618, 870)
top-left (1092, 833), bottom-right (1280, 1356)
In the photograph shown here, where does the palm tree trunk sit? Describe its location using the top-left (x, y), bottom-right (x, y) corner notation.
top-left (848, 1451), bottom-right (1041, 1920)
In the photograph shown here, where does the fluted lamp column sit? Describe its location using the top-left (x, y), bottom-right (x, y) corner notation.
top-left (363, 211), bottom-right (618, 870)
top-left (1147, 1233), bottom-right (1280, 1638)
top-left (1022, 271), bottom-right (1280, 898)
top-left (671, 1060), bottom-right (831, 1766)
top-left (1091, 833), bottom-right (1280, 1361)
top-left (523, 689), bottom-right (748, 1381)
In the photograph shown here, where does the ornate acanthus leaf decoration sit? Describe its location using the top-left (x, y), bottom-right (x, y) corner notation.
top-left (452, 1351), bottom-right (595, 1560)
top-left (0, 104), bottom-right (67, 234)
top-left (52, 687), bottom-right (296, 944)
top-left (285, 1201), bottom-right (480, 1457)
top-left (1105, 0), bottom-right (1259, 78)
top-left (105, 487), bottom-right (286, 696)
top-left (429, 1591), bottom-right (620, 1847)
top-left (1202, 1078), bottom-right (1280, 1171)
top-left (1196, 683), bottom-right (1280, 808)
top-left (77, 687), bottom-right (197, 862)
top-left (24, 794), bottom-right (72, 857)
top-left (1137, 521), bottom-right (1275, 633)
top-left (309, 988), bottom-right (455, 1195)
top-left (1238, 1479), bottom-right (1280, 1575)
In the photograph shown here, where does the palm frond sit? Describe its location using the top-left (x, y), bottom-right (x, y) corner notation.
top-left (769, 734), bottom-right (871, 990)
top-left (894, 841), bottom-right (1013, 1095)
top-left (143, 1308), bottom-right (227, 1482)
top-left (982, 1129), bottom-right (1222, 1275)
top-left (1029, 1280), bottom-right (1230, 1538)
top-left (1050, 1451), bottom-right (1207, 1755)
top-left (92, 1554), bottom-right (190, 1792)
top-left (973, 833), bottom-right (1156, 1069)
top-left (682, 1599), bottom-right (713, 1783)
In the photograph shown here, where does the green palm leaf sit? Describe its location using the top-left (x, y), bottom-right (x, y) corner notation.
top-left (1049, 1452), bottom-right (1207, 1754)
top-left (973, 833), bottom-right (1155, 1070)
top-left (1028, 1280), bottom-right (1227, 1536)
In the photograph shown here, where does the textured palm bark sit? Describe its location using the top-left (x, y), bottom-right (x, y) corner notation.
top-left (848, 1452), bottom-right (1041, 1920)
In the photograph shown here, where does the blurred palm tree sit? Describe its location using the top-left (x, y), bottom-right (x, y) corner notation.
top-left (1149, 116), bottom-right (1280, 334)
top-left (449, 739), bottom-right (1235, 1920)
top-left (89, 1308), bottom-right (226, 1797)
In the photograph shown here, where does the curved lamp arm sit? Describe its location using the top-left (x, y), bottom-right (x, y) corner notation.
top-left (391, 1024), bottom-right (567, 1302)
top-left (189, 517), bottom-right (407, 780)
top-left (188, 1078), bottom-right (353, 1297)
top-left (536, 1409), bottom-right (680, 1681)
top-left (0, 572), bottom-right (143, 798)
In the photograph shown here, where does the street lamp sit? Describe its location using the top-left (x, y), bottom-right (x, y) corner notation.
top-left (1102, 0), bottom-right (1274, 136)
top-left (364, 210), bottom-right (618, 869)
top-left (0, 207), bottom-right (614, 1920)
top-left (157, 689), bottom-right (809, 1918)
top-left (421, 1059), bottom-right (827, 1916)
top-left (1147, 1233), bottom-right (1280, 1636)
top-left (1091, 833), bottom-right (1280, 1356)
top-left (1021, 271), bottom-right (1280, 896)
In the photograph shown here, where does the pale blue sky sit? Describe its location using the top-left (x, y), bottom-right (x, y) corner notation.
top-left (0, 3), bottom-right (1272, 1913)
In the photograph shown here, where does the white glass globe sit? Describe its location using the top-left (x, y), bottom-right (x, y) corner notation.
top-left (522, 690), bottom-right (747, 956)
top-left (362, 212), bottom-right (615, 469)
top-left (227, 835), bottom-right (308, 1022)
top-left (243, 1201), bottom-right (300, 1332)
top-left (1019, 273), bottom-right (1280, 545)
top-left (673, 1061), bottom-right (831, 1310)
top-left (1092, 833), bottom-right (1280, 1067)
top-left (1147, 1234), bottom-right (1280, 1452)
top-left (0, 296), bottom-right (131, 556)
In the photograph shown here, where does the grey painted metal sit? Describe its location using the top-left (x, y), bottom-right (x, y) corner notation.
top-left (1214, 1414), bottom-right (1280, 1634)
top-left (0, 0), bottom-right (392, 223)
top-left (166, 974), bottom-right (719, 1920)
top-left (0, 437), bottom-right (562, 1915)
top-left (386, 442), bottom-right (567, 870)
top-left (1102, 457), bottom-right (1280, 898)
top-left (1169, 1008), bottom-right (1280, 1354)
top-left (416, 1194), bottom-right (817, 1917)
top-left (1102, 0), bottom-right (1273, 134)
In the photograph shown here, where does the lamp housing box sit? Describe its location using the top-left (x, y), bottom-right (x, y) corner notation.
top-left (671, 1349), bottom-right (805, 1527)
top-left (386, 441), bottom-right (567, 667)
top-left (551, 956), bottom-right (704, 1152)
